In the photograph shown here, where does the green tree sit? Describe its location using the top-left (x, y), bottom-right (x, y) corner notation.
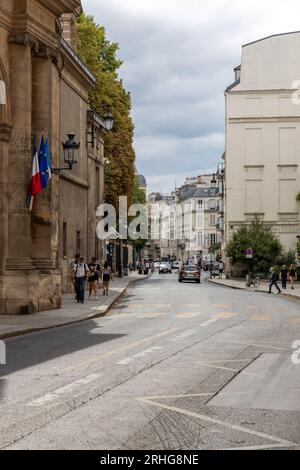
top-left (226, 219), bottom-right (283, 272)
top-left (129, 178), bottom-right (147, 257)
top-left (76, 14), bottom-right (136, 209)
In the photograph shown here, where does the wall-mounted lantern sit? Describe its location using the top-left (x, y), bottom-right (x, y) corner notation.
top-left (52, 133), bottom-right (80, 175)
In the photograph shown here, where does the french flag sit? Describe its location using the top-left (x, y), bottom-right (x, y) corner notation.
top-left (27, 136), bottom-right (42, 211)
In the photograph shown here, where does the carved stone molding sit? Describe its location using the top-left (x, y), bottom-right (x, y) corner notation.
top-left (8, 33), bottom-right (64, 73)
top-left (0, 123), bottom-right (13, 142)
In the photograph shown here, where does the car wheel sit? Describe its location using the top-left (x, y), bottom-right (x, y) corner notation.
top-left (196, 280), bottom-right (200, 284)
top-left (178, 279), bottom-right (182, 283)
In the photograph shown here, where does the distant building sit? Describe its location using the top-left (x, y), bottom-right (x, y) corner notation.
top-left (225, 32), bottom-right (300, 259)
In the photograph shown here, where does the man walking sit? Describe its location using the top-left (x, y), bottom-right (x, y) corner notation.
top-left (73, 257), bottom-right (89, 304)
top-left (269, 267), bottom-right (281, 295)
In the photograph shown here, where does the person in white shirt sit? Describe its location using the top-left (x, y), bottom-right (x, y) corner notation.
top-left (73, 257), bottom-right (89, 304)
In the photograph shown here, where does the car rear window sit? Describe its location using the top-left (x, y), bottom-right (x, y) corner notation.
top-left (183, 266), bottom-right (198, 272)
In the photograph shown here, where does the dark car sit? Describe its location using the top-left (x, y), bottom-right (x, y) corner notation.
top-left (178, 265), bottom-right (201, 283)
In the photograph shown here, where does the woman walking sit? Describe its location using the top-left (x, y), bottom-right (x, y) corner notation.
top-left (289, 264), bottom-right (297, 290)
top-left (102, 262), bottom-right (112, 296)
top-left (88, 257), bottom-right (100, 300)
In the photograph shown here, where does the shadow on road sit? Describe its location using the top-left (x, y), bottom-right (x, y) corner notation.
top-left (0, 319), bottom-right (127, 379)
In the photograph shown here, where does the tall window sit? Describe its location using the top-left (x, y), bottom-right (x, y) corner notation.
top-left (210, 214), bottom-right (216, 226)
top-left (209, 234), bottom-right (216, 246)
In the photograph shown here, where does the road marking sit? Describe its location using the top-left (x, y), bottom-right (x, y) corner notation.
top-left (289, 317), bottom-right (300, 324)
top-left (135, 396), bottom-right (297, 448)
top-left (225, 443), bottom-right (298, 450)
top-left (246, 304), bottom-right (258, 310)
top-left (214, 312), bottom-right (237, 319)
top-left (117, 358), bottom-right (134, 365)
top-left (273, 307), bottom-right (288, 313)
top-left (117, 347), bottom-right (163, 365)
top-left (194, 361), bottom-right (263, 378)
top-left (199, 319), bottom-right (219, 327)
top-left (250, 315), bottom-right (271, 321)
top-left (213, 339), bottom-right (291, 352)
top-left (60, 328), bottom-right (179, 374)
top-left (214, 304), bottom-right (231, 308)
top-left (176, 312), bottom-right (202, 319)
top-left (187, 304), bottom-right (202, 308)
top-left (169, 329), bottom-right (196, 342)
top-left (27, 374), bottom-right (100, 407)
top-left (139, 313), bottom-right (166, 319)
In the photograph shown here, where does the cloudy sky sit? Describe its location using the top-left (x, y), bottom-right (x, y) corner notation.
top-left (82, 0), bottom-right (300, 193)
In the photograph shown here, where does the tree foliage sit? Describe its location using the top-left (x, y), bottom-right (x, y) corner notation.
top-left (226, 220), bottom-right (283, 272)
top-left (76, 14), bottom-right (136, 209)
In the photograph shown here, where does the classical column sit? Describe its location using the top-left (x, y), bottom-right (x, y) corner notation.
top-left (31, 54), bottom-right (60, 270)
top-left (6, 43), bottom-right (33, 271)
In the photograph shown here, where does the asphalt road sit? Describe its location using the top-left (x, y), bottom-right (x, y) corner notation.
top-left (0, 271), bottom-right (300, 450)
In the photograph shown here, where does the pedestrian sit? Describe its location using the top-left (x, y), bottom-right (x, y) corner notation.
top-left (289, 264), bottom-right (297, 290)
top-left (218, 260), bottom-right (224, 279)
top-left (103, 262), bottom-right (113, 295)
top-left (70, 253), bottom-right (80, 300)
top-left (88, 257), bottom-right (101, 300)
top-left (73, 257), bottom-right (89, 304)
top-left (209, 261), bottom-right (213, 278)
top-left (268, 267), bottom-right (281, 295)
top-left (280, 265), bottom-right (288, 290)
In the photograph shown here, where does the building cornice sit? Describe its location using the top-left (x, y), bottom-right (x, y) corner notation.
top-left (229, 116), bottom-right (300, 124)
top-left (39, 0), bottom-right (83, 17)
top-left (60, 38), bottom-right (95, 88)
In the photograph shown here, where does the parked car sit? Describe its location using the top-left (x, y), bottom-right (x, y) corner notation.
top-left (171, 261), bottom-right (181, 271)
top-left (178, 265), bottom-right (201, 283)
top-left (159, 262), bottom-right (172, 274)
top-left (154, 261), bottom-right (161, 270)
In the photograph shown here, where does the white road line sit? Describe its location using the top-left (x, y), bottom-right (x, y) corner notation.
top-left (169, 329), bottom-right (196, 342)
top-left (199, 319), bottom-right (219, 327)
top-left (194, 361), bottom-right (263, 378)
top-left (135, 397), bottom-right (297, 448)
top-left (214, 339), bottom-right (291, 352)
top-left (117, 358), bottom-right (134, 365)
top-left (117, 347), bottom-right (163, 365)
top-left (225, 443), bottom-right (298, 450)
top-left (27, 374), bottom-right (100, 407)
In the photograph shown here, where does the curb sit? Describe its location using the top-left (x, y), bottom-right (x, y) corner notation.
top-left (0, 274), bottom-right (152, 341)
top-left (208, 279), bottom-right (300, 301)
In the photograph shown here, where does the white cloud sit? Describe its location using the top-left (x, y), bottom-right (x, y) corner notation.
top-left (82, 0), bottom-right (300, 192)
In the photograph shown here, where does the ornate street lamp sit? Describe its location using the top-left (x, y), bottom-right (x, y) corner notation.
top-left (51, 133), bottom-right (80, 175)
top-left (62, 133), bottom-right (80, 169)
top-left (104, 112), bottom-right (114, 132)
top-left (211, 173), bottom-right (217, 189)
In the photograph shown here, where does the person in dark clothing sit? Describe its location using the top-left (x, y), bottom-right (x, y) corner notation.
top-left (289, 264), bottom-right (297, 290)
top-left (88, 257), bottom-right (101, 300)
top-left (269, 267), bottom-right (281, 294)
top-left (280, 265), bottom-right (288, 290)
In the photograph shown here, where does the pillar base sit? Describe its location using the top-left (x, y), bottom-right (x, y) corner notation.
top-left (0, 270), bottom-right (61, 315)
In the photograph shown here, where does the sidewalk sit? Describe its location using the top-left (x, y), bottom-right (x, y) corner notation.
top-left (0, 272), bottom-right (150, 340)
top-left (209, 277), bottom-right (300, 301)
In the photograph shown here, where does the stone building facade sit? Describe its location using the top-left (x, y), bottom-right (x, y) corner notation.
top-left (225, 32), bottom-right (300, 256)
top-left (0, 0), bottom-right (106, 314)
